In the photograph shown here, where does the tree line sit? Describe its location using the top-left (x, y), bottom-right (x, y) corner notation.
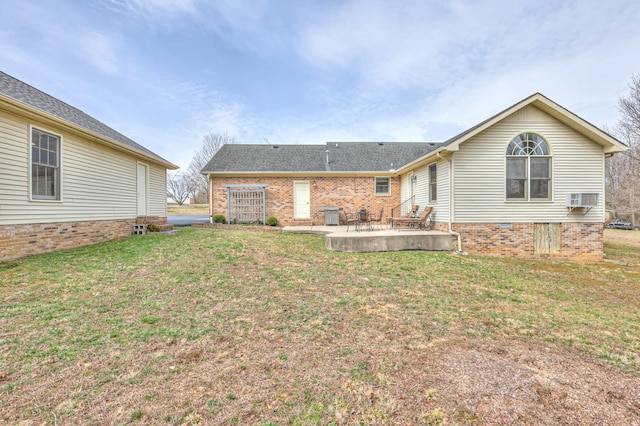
top-left (166, 133), bottom-right (237, 205)
top-left (606, 74), bottom-right (640, 227)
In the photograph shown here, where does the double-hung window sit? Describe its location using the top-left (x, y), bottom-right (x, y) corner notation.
top-left (506, 133), bottom-right (551, 201)
top-left (31, 128), bottom-right (61, 200)
top-left (375, 177), bottom-right (390, 195)
top-left (428, 163), bottom-right (437, 202)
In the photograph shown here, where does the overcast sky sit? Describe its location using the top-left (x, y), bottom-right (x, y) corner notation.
top-left (1, 0), bottom-right (638, 169)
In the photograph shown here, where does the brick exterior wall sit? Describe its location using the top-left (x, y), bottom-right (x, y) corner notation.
top-left (211, 176), bottom-right (402, 226)
top-left (452, 222), bottom-right (603, 260)
top-left (0, 219), bottom-right (134, 262)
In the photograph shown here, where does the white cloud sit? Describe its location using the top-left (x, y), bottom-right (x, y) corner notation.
top-left (99, 0), bottom-right (199, 18)
top-left (76, 31), bottom-right (122, 75)
top-left (293, 0), bottom-right (640, 140)
top-left (3, 0), bottom-right (638, 169)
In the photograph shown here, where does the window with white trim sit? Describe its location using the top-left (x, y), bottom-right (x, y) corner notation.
top-left (506, 133), bottom-right (551, 201)
top-left (31, 128), bottom-right (61, 200)
top-left (375, 177), bottom-right (390, 195)
top-left (428, 163), bottom-right (437, 202)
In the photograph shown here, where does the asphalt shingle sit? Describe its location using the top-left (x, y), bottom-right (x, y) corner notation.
top-left (0, 71), bottom-right (173, 166)
top-left (201, 142), bottom-right (443, 173)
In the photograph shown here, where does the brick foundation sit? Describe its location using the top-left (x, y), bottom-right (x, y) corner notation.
top-left (451, 222), bottom-right (603, 260)
top-left (210, 176), bottom-right (401, 227)
top-left (0, 219), bottom-right (135, 262)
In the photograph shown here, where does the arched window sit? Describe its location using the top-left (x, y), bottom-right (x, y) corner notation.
top-left (506, 133), bottom-right (551, 200)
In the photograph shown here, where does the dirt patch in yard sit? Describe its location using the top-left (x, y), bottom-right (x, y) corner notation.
top-left (605, 228), bottom-right (640, 248)
top-left (416, 338), bottom-right (640, 425)
top-left (3, 336), bottom-right (639, 425)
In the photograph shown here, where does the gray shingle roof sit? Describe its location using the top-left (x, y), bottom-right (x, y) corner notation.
top-left (0, 71), bottom-right (175, 167)
top-left (201, 141), bottom-right (443, 173)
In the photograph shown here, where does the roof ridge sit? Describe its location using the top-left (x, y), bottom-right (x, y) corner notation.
top-left (0, 71), bottom-right (176, 168)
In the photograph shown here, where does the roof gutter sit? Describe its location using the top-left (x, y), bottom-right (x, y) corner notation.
top-left (0, 94), bottom-right (178, 169)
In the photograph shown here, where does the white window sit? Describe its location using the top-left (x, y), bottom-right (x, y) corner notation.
top-left (428, 163), bottom-right (437, 202)
top-left (375, 177), bottom-right (390, 196)
top-left (506, 133), bottom-right (551, 201)
top-left (31, 127), bottom-right (61, 200)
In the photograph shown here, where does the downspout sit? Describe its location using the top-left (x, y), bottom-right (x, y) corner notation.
top-left (208, 174), bottom-right (213, 223)
top-left (437, 152), bottom-right (464, 254)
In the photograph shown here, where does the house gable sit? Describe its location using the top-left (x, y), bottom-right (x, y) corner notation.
top-left (442, 93), bottom-right (626, 154)
top-left (451, 104), bottom-right (607, 223)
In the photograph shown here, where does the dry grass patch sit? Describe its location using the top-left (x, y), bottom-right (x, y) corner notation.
top-left (0, 228), bottom-right (638, 424)
top-left (605, 228), bottom-right (640, 248)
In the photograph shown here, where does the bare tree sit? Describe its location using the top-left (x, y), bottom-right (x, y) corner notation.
top-left (618, 74), bottom-right (640, 141)
top-left (606, 74), bottom-right (640, 226)
top-left (187, 133), bottom-right (237, 203)
top-left (166, 171), bottom-right (191, 206)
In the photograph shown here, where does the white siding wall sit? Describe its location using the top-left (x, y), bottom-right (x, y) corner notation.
top-left (148, 164), bottom-right (167, 216)
top-left (452, 105), bottom-right (605, 223)
top-left (400, 158), bottom-right (451, 223)
top-left (435, 159), bottom-right (451, 223)
top-left (413, 168), bottom-right (428, 207)
top-left (0, 110), bottom-right (168, 225)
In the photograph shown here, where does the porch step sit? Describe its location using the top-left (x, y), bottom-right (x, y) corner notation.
top-left (147, 223), bottom-right (174, 233)
top-left (134, 216), bottom-right (173, 234)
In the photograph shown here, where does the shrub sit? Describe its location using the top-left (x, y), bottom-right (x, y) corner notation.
top-left (146, 224), bottom-right (161, 233)
top-left (266, 216), bottom-right (278, 226)
top-left (213, 214), bottom-right (226, 224)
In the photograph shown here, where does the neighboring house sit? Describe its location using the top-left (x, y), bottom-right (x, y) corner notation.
top-left (202, 93), bottom-right (627, 260)
top-left (0, 72), bottom-right (178, 261)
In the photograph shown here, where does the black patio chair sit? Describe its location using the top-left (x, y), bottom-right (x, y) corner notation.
top-left (369, 207), bottom-right (385, 230)
top-left (342, 210), bottom-right (360, 232)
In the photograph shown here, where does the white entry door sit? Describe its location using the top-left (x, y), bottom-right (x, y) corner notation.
top-left (137, 163), bottom-right (148, 216)
top-left (293, 181), bottom-right (310, 219)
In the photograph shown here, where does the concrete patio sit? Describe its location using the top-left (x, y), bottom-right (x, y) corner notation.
top-left (282, 225), bottom-right (453, 253)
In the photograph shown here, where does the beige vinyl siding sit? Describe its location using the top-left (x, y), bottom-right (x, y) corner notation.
top-left (453, 105), bottom-right (605, 223)
top-left (148, 164), bottom-right (167, 216)
top-left (400, 160), bottom-right (450, 222)
top-left (435, 158), bottom-right (450, 223)
top-left (0, 111), bottom-right (168, 225)
top-left (402, 167), bottom-right (429, 208)
top-left (0, 112), bottom-right (29, 201)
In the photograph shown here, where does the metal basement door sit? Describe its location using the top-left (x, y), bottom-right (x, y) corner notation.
top-left (224, 184), bottom-right (268, 224)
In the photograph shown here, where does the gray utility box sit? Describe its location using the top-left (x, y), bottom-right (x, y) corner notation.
top-left (324, 207), bottom-right (340, 225)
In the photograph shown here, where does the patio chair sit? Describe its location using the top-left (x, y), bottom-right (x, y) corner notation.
top-left (369, 207), bottom-right (385, 230)
top-left (356, 209), bottom-right (372, 232)
top-left (386, 204), bottom-right (419, 227)
top-left (342, 210), bottom-right (360, 232)
top-left (390, 206), bottom-right (433, 230)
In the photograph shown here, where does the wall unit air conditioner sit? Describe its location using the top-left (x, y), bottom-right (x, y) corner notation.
top-left (567, 193), bottom-right (599, 214)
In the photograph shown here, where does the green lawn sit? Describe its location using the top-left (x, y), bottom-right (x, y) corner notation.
top-left (1, 228), bottom-right (639, 424)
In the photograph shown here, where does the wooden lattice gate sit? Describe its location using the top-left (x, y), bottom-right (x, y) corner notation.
top-left (224, 184), bottom-right (268, 224)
